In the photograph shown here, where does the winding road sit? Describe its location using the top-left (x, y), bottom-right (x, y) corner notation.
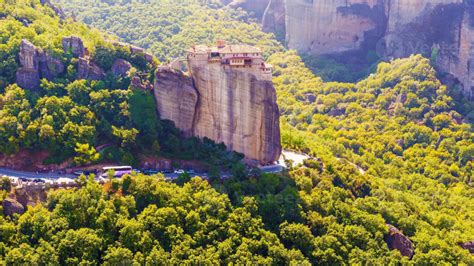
top-left (0, 150), bottom-right (307, 181)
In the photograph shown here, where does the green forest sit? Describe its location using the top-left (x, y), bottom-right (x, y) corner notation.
top-left (0, 0), bottom-right (473, 264)
top-left (0, 0), bottom-right (243, 169)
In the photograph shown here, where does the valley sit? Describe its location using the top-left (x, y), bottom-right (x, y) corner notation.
top-left (0, 0), bottom-right (472, 264)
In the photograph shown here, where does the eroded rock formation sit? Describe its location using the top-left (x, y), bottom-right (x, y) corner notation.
top-left (155, 68), bottom-right (198, 136)
top-left (62, 36), bottom-right (86, 57)
top-left (154, 45), bottom-right (281, 164)
top-left (384, 224), bottom-right (415, 259)
top-left (2, 198), bottom-right (25, 218)
top-left (107, 40), bottom-right (156, 65)
top-left (111, 59), bottom-right (132, 76)
top-left (16, 36), bottom-right (110, 89)
top-left (225, 0), bottom-right (474, 100)
top-left (16, 39), bottom-right (65, 90)
top-left (459, 241), bottom-right (474, 254)
top-left (77, 58), bottom-right (105, 80)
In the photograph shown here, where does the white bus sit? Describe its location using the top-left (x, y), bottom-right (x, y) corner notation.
top-left (101, 166), bottom-right (132, 178)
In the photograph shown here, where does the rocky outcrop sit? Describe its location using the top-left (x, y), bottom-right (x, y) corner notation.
top-left (2, 198), bottom-right (25, 217)
top-left (154, 63), bottom-right (281, 164)
top-left (61, 36), bottom-right (106, 80)
top-left (16, 39), bottom-right (65, 90)
top-left (15, 36), bottom-right (157, 89)
top-left (62, 36), bottom-right (86, 57)
top-left (77, 57), bottom-right (105, 80)
top-left (384, 224), bottom-right (415, 259)
top-left (16, 36), bottom-right (99, 90)
top-left (108, 40), bottom-right (156, 65)
top-left (229, 0), bottom-right (474, 100)
top-left (40, 0), bottom-right (66, 20)
top-left (111, 59), bottom-right (132, 76)
top-left (458, 241), bottom-right (474, 254)
top-left (155, 68), bottom-right (198, 136)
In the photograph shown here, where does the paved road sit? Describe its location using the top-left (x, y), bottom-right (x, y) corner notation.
top-left (0, 168), bottom-right (76, 179)
top-left (0, 164), bottom-right (285, 181)
top-left (0, 167), bottom-right (199, 181)
top-left (260, 164), bottom-right (285, 173)
top-left (0, 150), bottom-right (306, 181)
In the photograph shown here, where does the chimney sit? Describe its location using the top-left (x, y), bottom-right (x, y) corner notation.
top-left (216, 40), bottom-right (226, 49)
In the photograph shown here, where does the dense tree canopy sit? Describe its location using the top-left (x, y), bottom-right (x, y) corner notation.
top-left (0, 0), bottom-right (243, 168)
top-left (1, 175), bottom-right (310, 264)
top-left (1, 0), bottom-right (473, 264)
top-left (266, 52), bottom-right (474, 264)
top-left (54, 0), bottom-right (283, 61)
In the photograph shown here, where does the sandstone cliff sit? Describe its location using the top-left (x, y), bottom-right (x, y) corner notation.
top-left (16, 39), bottom-right (65, 90)
top-left (154, 69), bottom-right (198, 136)
top-left (154, 65), bottom-right (281, 164)
top-left (384, 224), bottom-right (415, 259)
top-left (225, 0), bottom-right (474, 100)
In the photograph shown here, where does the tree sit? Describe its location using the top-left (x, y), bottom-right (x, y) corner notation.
top-left (231, 162), bottom-right (247, 180)
top-left (103, 247), bottom-right (135, 266)
top-left (0, 177), bottom-right (12, 191)
top-left (112, 126), bottom-right (139, 149)
top-left (74, 143), bottom-right (101, 166)
top-left (57, 228), bottom-right (103, 264)
top-left (152, 140), bottom-right (161, 154)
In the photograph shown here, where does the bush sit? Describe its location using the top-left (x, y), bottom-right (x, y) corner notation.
top-left (0, 177), bottom-right (12, 191)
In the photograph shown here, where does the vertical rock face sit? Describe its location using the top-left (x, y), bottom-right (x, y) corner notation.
top-left (262, 0), bottom-right (286, 41)
top-left (154, 68), bottom-right (198, 136)
top-left (154, 47), bottom-right (282, 164)
top-left (16, 39), bottom-right (65, 90)
top-left (227, 0), bottom-right (474, 100)
top-left (457, 11), bottom-right (474, 100)
top-left (111, 59), bottom-right (132, 76)
top-left (384, 224), bottom-right (415, 259)
top-left (62, 36), bottom-right (105, 81)
top-left (284, 0), bottom-right (384, 55)
top-left (2, 198), bottom-right (25, 218)
top-left (381, 0), bottom-right (472, 99)
top-left (16, 40), bottom-right (40, 90)
top-left (189, 63), bottom-right (281, 164)
top-left (62, 36), bottom-right (86, 57)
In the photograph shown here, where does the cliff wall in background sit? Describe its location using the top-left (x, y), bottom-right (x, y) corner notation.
top-left (225, 0), bottom-right (474, 100)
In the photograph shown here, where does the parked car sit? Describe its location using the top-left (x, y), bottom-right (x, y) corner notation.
top-left (174, 169), bottom-right (185, 174)
top-left (143, 169), bottom-right (159, 175)
top-left (162, 169), bottom-right (173, 174)
top-left (73, 170), bottom-right (95, 176)
top-left (32, 178), bottom-right (45, 183)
